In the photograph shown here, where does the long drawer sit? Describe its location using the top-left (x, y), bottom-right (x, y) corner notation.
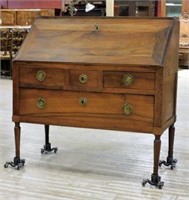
top-left (19, 89), bottom-right (154, 123)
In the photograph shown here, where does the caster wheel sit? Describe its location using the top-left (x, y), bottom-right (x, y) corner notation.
top-left (142, 180), bottom-right (147, 187)
top-left (159, 160), bottom-right (163, 167)
top-left (41, 149), bottom-right (45, 154)
top-left (157, 182), bottom-right (164, 189)
top-left (54, 148), bottom-right (58, 153)
top-left (15, 165), bottom-right (20, 170)
top-left (21, 159), bottom-right (25, 165)
top-left (171, 166), bottom-right (173, 170)
top-left (157, 184), bottom-right (163, 189)
top-left (4, 163), bottom-right (8, 168)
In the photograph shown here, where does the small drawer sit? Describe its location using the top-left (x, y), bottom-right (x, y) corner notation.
top-left (19, 67), bottom-right (65, 89)
top-left (69, 70), bottom-right (98, 88)
top-left (103, 71), bottom-right (155, 91)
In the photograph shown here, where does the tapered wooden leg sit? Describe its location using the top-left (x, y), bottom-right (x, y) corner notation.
top-left (159, 124), bottom-right (177, 169)
top-left (4, 122), bottom-right (25, 170)
top-left (142, 135), bottom-right (164, 189)
top-left (15, 122), bottom-right (21, 158)
top-left (153, 135), bottom-right (161, 176)
top-left (41, 125), bottom-right (58, 154)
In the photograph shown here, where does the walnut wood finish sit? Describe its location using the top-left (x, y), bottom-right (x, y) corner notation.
top-left (8, 17), bottom-right (179, 188)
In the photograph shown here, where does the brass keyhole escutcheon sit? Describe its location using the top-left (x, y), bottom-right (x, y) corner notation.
top-left (123, 103), bottom-right (133, 115)
top-left (123, 74), bottom-right (135, 86)
top-left (79, 74), bottom-right (88, 84)
top-left (95, 24), bottom-right (99, 31)
top-left (36, 98), bottom-right (46, 109)
top-left (36, 70), bottom-right (46, 81)
top-left (79, 97), bottom-right (88, 106)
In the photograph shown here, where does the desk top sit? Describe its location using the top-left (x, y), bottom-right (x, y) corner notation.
top-left (14, 17), bottom-right (179, 67)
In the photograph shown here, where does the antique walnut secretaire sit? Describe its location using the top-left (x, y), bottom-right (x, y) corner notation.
top-left (5, 17), bottom-right (179, 188)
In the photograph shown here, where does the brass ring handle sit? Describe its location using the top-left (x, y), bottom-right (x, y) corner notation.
top-left (79, 97), bottom-right (88, 106)
top-left (79, 74), bottom-right (88, 84)
top-left (36, 98), bottom-right (46, 109)
top-left (122, 74), bottom-right (135, 86)
top-left (123, 103), bottom-right (133, 115)
top-left (36, 70), bottom-right (46, 81)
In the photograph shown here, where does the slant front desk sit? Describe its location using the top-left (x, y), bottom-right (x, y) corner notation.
top-left (5, 17), bottom-right (179, 189)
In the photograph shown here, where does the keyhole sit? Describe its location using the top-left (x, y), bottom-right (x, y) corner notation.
top-left (95, 24), bottom-right (99, 31)
top-left (79, 74), bottom-right (88, 83)
top-left (79, 97), bottom-right (88, 106)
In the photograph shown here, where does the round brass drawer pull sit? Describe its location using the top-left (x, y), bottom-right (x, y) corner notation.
top-left (79, 74), bottom-right (88, 84)
top-left (36, 70), bottom-right (46, 81)
top-left (123, 74), bottom-right (135, 86)
top-left (36, 98), bottom-right (46, 109)
top-left (79, 97), bottom-right (88, 106)
top-left (123, 103), bottom-right (133, 115)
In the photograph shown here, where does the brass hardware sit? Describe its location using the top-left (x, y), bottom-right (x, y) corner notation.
top-left (123, 103), bottom-right (133, 115)
top-left (36, 98), bottom-right (46, 109)
top-left (95, 24), bottom-right (99, 31)
top-left (122, 74), bottom-right (135, 86)
top-left (79, 74), bottom-right (88, 84)
top-left (36, 70), bottom-right (46, 81)
top-left (79, 97), bottom-right (88, 106)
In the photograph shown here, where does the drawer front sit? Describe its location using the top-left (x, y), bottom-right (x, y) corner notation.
top-left (19, 89), bottom-right (154, 123)
top-left (69, 70), bottom-right (98, 88)
top-left (19, 67), bottom-right (65, 89)
top-left (104, 71), bottom-right (155, 91)
top-left (16, 11), bottom-right (36, 25)
top-left (1, 11), bottom-right (16, 25)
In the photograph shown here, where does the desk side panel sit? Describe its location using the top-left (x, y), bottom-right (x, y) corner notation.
top-left (12, 62), bottom-right (20, 117)
top-left (162, 19), bottom-right (179, 126)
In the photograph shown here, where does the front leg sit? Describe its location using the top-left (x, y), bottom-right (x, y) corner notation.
top-left (4, 122), bottom-right (25, 170)
top-left (142, 135), bottom-right (164, 189)
top-left (159, 124), bottom-right (177, 169)
top-left (41, 125), bottom-right (58, 154)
